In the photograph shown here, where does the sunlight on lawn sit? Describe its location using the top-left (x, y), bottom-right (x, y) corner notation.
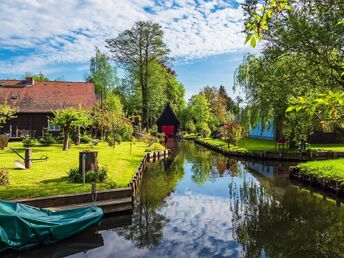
top-left (0, 141), bottom-right (147, 200)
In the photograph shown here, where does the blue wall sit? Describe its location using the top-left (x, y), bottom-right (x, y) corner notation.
top-left (248, 118), bottom-right (276, 140)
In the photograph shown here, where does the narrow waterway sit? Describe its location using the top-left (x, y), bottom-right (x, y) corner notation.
top-left (6, 141), bottom-right (344, 258)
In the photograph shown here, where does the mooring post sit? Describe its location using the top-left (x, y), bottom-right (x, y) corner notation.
top-left (82, 153), bottom-right (86, 186)
top-left (24, 148), bottom-right (32, 169)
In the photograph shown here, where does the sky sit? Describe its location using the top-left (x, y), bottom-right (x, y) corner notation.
top-left (0, 0), bottom-right (256, 100)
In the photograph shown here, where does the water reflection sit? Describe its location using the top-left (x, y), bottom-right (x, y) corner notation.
top-left (5, 141), bottom-right (344, 258)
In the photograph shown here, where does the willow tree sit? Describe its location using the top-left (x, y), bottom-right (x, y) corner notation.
top-left (106, 21), bottom-right (170, 129)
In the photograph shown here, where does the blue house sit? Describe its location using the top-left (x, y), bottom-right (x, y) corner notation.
top-left (248, 118), bottom-right (276, 140)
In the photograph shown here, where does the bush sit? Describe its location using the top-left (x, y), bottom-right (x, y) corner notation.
top-left (80, 134), bottom-right (92, 144)
top-left (97, 166), bottom-right (108, 182)
top-left (0, 134), bottom-right (9, 149)
top-left (68, 167), bottom-right (82, 183)
top-left (197, 122), bottom-right (211, 138)
top-left (39, 132), bottom-right (55, 146)
top-left (85, 171), bottom-right (97, 183)
top-left (0, 168), bottom-right (9, 185)
top-left (22, 136), bottom-right (37, 148)
top-left (145, 143), bottom-right (165, 152)
top-left (68, 166), bottom-right (108, 183)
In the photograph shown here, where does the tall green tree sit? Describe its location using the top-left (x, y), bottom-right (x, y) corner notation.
top-left (106, 21), bottom-right (170, 129)
top-left (86, 47), bottom-right (120, 98)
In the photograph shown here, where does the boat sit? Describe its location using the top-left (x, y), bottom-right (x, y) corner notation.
top-left (0, 201), bottom-right (103, 252)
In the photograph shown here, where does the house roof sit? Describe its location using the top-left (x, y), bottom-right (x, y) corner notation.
top-left (0, 79), bottom-right (97, 113)
top-left (156, 103), bottom-right (180, 125)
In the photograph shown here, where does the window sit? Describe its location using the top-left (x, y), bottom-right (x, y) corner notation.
top-left (48, 121), bottom-right (60, 132)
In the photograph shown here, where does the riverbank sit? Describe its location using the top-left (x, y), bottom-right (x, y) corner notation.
top-left (290, 159), bottom-right (344, 195)
top-left (195, 138), bottom-right (344, 162)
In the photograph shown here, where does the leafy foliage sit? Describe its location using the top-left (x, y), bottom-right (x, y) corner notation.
top-left (22, 136), bottom-right (38, 148)
top-left (39, 130), bottom-right (55, 146)
top-left (52, 107), bottom-right (90, 150)
top-left (0, 168), bottom-right (9, 186)
top-left (0, 104), bottom-right (16, 129)
top-left (68, 166), bottom-right (108, 183)
top-left (106, 21), bottom-right (170, 129)
top-left (86, 47), bottom-right (120, 96)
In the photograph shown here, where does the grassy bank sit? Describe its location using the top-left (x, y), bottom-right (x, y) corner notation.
top-left (199, 137), bottom-right (344, 152)
top-left (199, 138), bottom-right (277, 152)
top-left (297, 159), bottom-right (344, 183)
top-left (0, 141), bottom-right (147, 200)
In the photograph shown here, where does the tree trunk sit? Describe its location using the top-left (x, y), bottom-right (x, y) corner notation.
top-left (275, 115), bottom-right (284, 141)
top-left (63, 123), bottom-right (71, 150)
top-left (76, 126), bottom-right (81, 145)
top-left (79, 151), bottom-right (98, 174)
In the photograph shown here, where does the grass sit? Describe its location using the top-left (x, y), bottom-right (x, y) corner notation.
top-left (309, 144), bottom-right (344, 152)
top-left (0, 141), bottom-right (147, 200)
top-left (200, 137), bottom-right (344, 152)
top-left (298, 159), bottom-right (344, 183)
top-left (199, 137), bottom-right (277, 152)
top-left (183, 133), bottom-right (197, 139)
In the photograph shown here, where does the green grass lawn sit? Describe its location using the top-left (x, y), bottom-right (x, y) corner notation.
top-left (298, 159), bottom-right (344, 183)
top-left (0, 141), bottom-right (147, 200)
top-left (200, 137), bottom-right (344, 152)
top-left (309, 144), bottom-right (344, 152)
top-left (199, 137), bottom-right (276, 152)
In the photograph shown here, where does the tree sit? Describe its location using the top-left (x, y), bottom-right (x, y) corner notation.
top-left (106, 21), bottom-right (170, 129)
top-left (185, 94), bottom-right (214, 135)
top-left (86, 47), bottom-right (120, 99)
top-left (287, 91), bottom-right (344, 128)
top-left (200, 86), bottom-right (237, 125)
top-left (237, 0), bottom-right (344, 146)
top-left (0, 104), bottom-right (16, 129)
top-left (52, 107), bottom-right (90, 150)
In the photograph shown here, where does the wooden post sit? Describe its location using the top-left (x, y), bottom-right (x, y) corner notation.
top-left (79, 151), bottom-right (98, 174)
top-left (25, 148), bottom-right (32, 169)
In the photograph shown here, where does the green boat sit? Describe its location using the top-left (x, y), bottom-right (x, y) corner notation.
top-left (0, 201), bottom-right (103, 252)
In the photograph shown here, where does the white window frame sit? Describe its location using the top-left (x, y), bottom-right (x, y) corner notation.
top-left (48, 121), bottom-right (60, 132)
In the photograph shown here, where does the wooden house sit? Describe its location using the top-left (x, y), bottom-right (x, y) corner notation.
top-left (0, 77), bottom-right (96, 138)
top-left (156, 104), bottom-right (180, 137)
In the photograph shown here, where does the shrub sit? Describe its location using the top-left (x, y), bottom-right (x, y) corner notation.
top-left (80, 134), bottom-right (92, 144)
top-left (68, 167), bottom-right (82, 183)
top-left (97, 166), bottom-right (108, 182)
top-left (0, 168), bottom-right (9, 185)
top-left (197, 122), bottom-right (211, 138)
top-left (0, 134), bottom-right (9, 149)
top-left (145, 143), bottom-right (165, 152)
top-left (68, 166), bottom-right (108, 183)
top-left (39, 132), bottom-right (55, 146)
top-left (22, 136), bottom-right (37, 148)
top-left (85, 171), bottom-right (97, 183)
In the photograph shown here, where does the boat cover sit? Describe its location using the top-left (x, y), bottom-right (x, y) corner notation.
top-left (0, 201), bottom-right (103, 252)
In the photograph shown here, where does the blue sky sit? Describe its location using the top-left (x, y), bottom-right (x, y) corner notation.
top-left (0, 0), bottom-right (253, 100)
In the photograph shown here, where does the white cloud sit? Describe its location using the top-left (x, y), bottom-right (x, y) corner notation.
top-left (0, 0), bottom-right (247, 75)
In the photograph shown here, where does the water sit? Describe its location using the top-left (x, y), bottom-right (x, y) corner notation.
top-left (5, 142), bottom-right (344, 258)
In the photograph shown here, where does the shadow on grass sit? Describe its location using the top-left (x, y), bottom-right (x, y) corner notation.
top-left (40, 176), bottom-right (70, 184)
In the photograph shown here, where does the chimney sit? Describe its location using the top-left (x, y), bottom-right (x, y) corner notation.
top-left (25, 77), bottom-right (35, 86)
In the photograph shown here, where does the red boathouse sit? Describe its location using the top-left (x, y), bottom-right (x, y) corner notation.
top-left (156, 104), bottom-right (180, 137)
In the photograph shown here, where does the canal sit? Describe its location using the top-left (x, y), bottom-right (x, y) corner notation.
top-left (7, 141), bottom-right (344, 258)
